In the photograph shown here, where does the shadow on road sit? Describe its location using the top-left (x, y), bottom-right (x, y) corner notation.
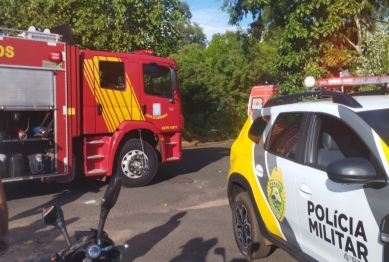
top-left (5, 143), bottom-right (231, 222)
top-left (152, 144), bottom-right (231, 185)
top-left (123, 212), bottom-right (187, 261)
top-left (170, 237), bottom-right (218, 262)
top-left (1, 216), bottom-right (80, 262)
top-left (5, 178), bottom-right (107, 222)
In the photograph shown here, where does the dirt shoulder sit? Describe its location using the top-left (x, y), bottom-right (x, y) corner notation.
top-left (182, 139), bottom-right (234, 149)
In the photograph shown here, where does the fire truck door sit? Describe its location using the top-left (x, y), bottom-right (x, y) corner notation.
top-left (140, 61), bottom-right (181, 132)
top-left (83, 55), bottom-right (141, 134)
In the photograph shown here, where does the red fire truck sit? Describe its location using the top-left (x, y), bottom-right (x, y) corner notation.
top-left (0, 26), bottom-right (183, 187)
top-left (247, 84), bottom-right (278, 115)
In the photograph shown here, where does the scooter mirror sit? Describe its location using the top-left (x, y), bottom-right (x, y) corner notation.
top-left (42, 205), bottom-right (71, 246)
top-left (42, 205), bottom-right (60, 225)
top-left (97, 175), bottom-right (122, 245)
top-left (101, 175), bottom-right (122, 212)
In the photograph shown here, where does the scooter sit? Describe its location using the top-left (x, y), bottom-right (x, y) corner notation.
top-left (41, 175), bottom-right (128, 261)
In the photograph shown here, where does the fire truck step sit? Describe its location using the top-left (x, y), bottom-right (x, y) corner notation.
top-left (87, 154), bottom-right (105, 159)
top-left (166, 157), bottom-right (180, 161)
top-left (87, 169), bottom-right (107, 175)
top-left (86, 140), bottom-right (105, 145)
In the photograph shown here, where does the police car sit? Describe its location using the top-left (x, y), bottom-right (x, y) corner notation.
top-left (227, 76), bottom-right (389, 262)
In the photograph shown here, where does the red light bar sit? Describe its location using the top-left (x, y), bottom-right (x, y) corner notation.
top-left (132, 50), bottom-right (155, 55)
top-left (49, 51), bottom-right (62, 62)
top-left (316, 76), bottom-right (389, 87)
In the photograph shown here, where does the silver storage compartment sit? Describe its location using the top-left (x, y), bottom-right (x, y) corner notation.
top-left (0, 67), bottom-right (54, 108)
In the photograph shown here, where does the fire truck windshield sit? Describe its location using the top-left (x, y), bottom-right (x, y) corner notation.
top-left (358, 108), bottom-right (389, 146)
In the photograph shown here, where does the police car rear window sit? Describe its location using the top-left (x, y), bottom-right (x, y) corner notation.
top-left (358, 108), bottom-right (389, 146)
top-left (248, 116), bottom-right (269, 143)
top-left (268, 113), bottom-right (303, 160)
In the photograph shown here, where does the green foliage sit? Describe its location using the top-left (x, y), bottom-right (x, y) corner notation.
top-left (174, 2), bottom-right (208, 49)
top-left (351, 24), bottom-right (389, 76)
top-left (176, 22), bottom-right (208, 48)
top-left (0, 0), bottom-right (186, 56)
top-left (171, 30), bottom-right (277, 138)
top-left (223, 0), bottom-right (389, 94)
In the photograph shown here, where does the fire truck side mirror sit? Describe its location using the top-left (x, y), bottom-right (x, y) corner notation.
top-left (171, 68), bottom-right (177, 90)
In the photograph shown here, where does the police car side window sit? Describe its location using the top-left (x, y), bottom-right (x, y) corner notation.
top-left (268, 113), bottom-right (303, 160)
top-left (312, 115), bottom-right (371, 168)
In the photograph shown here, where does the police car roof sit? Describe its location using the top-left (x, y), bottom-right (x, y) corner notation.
top-left (352, 95), bottom-right (389, 111)
top-left (269, 94), bottom-right (389, 113)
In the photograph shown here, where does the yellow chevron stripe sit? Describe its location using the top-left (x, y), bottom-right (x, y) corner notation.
top-left (94, 56), bottom-right (120, 132)
top-left (113, 90), bottom-right (131, 120)
top-left (126, 74), bottom-right (144, 121)
top-left (84, 59), bottom-right (115, 132)
top-left (107, 88), bottom-right (125, 122)
top-left (113, 57), bottom-right (132, 120)
top-left (84, 55), bottom-right (144, 132)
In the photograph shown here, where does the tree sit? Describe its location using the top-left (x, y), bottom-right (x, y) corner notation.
top-left (351, 23), bottom-right (389, 76)
top-left (171, 30), bottom-right (276, 137)
top-left (171, 43), bottom-right (213, 135)
top-left (0, 0), bottom-right (186, 56)
top-left (204, 31), bottom-right (276, 134)
top-left (222, 0), bottom-right (389, 94)
top-left (174, 1), bottom-right (208, 49)
top-left (178, 22), bottom-right (208, 47)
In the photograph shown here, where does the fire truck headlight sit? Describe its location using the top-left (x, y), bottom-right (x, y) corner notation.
top-left (304, 76), bottom-right (316, 91)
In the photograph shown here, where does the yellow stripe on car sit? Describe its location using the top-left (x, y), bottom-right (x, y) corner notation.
top-left (229, 117), bottom-right (285, 240)
top-left (381, 138), bottom-right (389, 166)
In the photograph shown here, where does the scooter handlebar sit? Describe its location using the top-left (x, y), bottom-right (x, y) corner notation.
top-left (102, 244), bottom-right (129, 252)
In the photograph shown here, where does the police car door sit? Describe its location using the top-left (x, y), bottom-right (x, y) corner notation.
top-left (295, 112), bottom-right (387, 262)
top-left (262, 112), bottom-right (305, 250)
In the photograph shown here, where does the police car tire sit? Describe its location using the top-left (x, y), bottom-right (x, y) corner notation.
top-left (117, 139), bottom-right (158, 188)
top-left (232, 192), bottom-right (271, 260)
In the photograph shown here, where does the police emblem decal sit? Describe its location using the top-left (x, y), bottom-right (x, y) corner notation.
top-left (267, 167), bottom-right (286, 222)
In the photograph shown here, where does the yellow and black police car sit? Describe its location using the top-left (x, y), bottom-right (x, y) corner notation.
top-left (228, 76), bottom-right (389, 262)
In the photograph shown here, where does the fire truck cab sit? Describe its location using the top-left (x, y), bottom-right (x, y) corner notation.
top-left (0, 26), bottom-right (183, 187)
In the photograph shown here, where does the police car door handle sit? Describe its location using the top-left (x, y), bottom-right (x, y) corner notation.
top-left (299, 184), bottom-right (312, 200)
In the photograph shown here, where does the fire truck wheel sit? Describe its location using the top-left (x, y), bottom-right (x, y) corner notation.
top-left (117, 139), bottom-right (158, 187)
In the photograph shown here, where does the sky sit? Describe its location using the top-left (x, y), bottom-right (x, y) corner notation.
top-left (183, 0), bottom-right (253, 42)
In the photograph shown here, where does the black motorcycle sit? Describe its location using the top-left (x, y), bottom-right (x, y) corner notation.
top-left (41, 175), bottom-right (128, 261)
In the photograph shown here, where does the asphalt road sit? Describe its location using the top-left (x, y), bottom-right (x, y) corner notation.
top-left (2, 142), bottom-right (296, 262)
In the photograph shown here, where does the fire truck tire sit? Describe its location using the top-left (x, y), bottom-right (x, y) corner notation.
top-left (232, 192), bottom-right (271, 260)
top-left (117, 139), bottom-right (158, 187)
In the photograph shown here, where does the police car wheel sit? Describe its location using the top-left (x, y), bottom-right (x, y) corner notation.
top-left (117, 139), bottom-right (158, 187)
top-left (232, 192), bottom-right (271, 260)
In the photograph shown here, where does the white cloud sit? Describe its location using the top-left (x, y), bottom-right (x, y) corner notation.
top-left (190, 8), bottom-right (247, 41)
